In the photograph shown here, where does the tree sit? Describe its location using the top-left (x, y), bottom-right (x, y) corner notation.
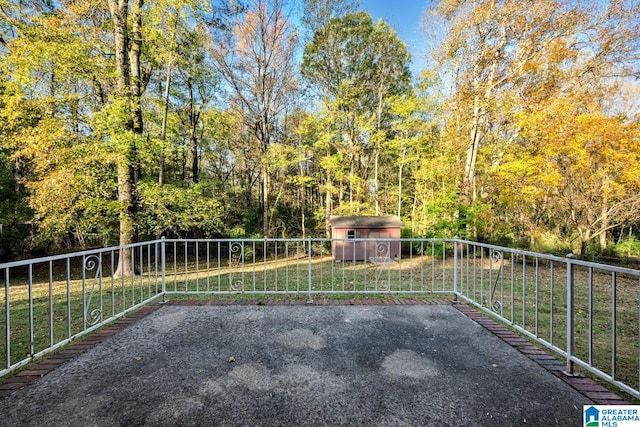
top-left (0, 2), bottom-right (121, 250)
top-left (386, 72), bottom-right (439, 220)
top-left (494, 96), bottom-right (640, 256)
top-left (142, 0), bottom-right (216, 186)
top-left (302, 11), bottom-right (411, 228)
top-left (0, 0), bottom-right (154, 263)
top-left (427, 0), bottom-right (582, 204)
top-left (107, 0), bottom-right (147, 275)
top-left (299, 0), bottom-right (360, 41)
top-left (210, 0), bottom-right (298, 237)
top-left (0, 77), bottom-right (32, 259)
top-left (425, 0), bottom-right (640, 239)
top-left (172, 25), bottom-right (217, 184)
top-left (0, 0), bottom-right (258, 256)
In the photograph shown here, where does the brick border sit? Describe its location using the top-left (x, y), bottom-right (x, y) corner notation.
top-left (452, 302), bottom-right (629, 405)
top-left (163, 298), bottom-right (452, 306)
top-left (0, 298), bottom-right (631, 405)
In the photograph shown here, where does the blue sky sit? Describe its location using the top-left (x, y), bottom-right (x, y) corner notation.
top-left (361, 0), bottom-right (429, 76)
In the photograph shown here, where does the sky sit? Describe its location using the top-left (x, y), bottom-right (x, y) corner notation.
top-left (360, 0), bottom-right (430, 76)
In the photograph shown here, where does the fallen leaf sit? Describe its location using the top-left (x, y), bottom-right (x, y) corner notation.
top-left (135, 356), bottom-right (142, 361)
top-left (228, 356), bottom-right (236, 363)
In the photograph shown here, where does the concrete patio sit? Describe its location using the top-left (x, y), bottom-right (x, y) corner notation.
top-left (0, 300), bottom-right (625, 426)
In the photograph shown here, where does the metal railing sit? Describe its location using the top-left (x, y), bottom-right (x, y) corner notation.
top-left (160, 238), bottom-right (456, 296)
top-left (1, 240), bottom-right (164, 378)
top-left (1, 237), bottom-right (639, 399)
top-left (452, 238), bottom-right (640, 399)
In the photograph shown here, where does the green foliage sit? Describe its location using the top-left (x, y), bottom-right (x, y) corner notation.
top-left (302, 11), bottom-right (410, 98)
top-left (331, 201), bottom-right (376, 217)
top-left (26, 141), bottom-right (120, 249)
top-left (614, 236), bottom-right (640, 259)
top-left (301, 11), bottom-right (414, 219)
top-left (527, 232), bottom-right (573, 256)
top-left (0, 0), bottom-right (638, 260)
top-left (137, 181), bottom-right (224, 239)
top-left (0, 151), bottom-right (32, 260)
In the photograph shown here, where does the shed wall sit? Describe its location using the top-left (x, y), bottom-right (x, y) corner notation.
top-left (332, 227), bottom-right (401, 261)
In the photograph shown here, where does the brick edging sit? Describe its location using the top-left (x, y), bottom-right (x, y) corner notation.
top-left (164, 298), bottom-right (453, 306)
top-left (452, 302), bottom-right (629, 405)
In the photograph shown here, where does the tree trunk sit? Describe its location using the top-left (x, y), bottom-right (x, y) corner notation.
top-left (108, 0), bottom-right (144, 277)
top-left (397, 162), bottom-right (404, 218)
top-left (599, 195), bottom-right (608, 249)
top-left (325, 170), bottom-right (332, 237)
top-left (463, 95), bottom-right (482, 204)
top-left (129, 0), bottom-right (144, 134)
top-left (159, 62), bottom-right (172, 186)
top-left (349, 155), bottom-right (354, 206)
top-left (14, 156), bottom-right (24, 194)
top-left (159, 9), bottom-right (179, 187)
top-left (129, 0), bottom-right (144, 187)
top-left (191, 133), bottom-right (199, 184)
top-left (298, 153), bottom-right (306, 239)
top-left (374, 82), bottom-right (384, 216)
top-left (116, 159), bottom-right (135, 276)
top-left (188, 75), bottom-right (199, 184)
top-left (580, 228), bottom-right (591, 259)
top-left (374, 150), bottom-right (380, 215)
top-left (262, 165), bottom-right (269, 237)
top-left (108, 0), bottom-right (130, 97)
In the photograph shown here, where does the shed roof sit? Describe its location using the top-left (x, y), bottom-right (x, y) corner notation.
top-left (329, 216), bottom-right (403, 228)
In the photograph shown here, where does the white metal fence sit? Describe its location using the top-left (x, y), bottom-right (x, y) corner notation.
top-left (1, 240), bottom-right (164, 378)
top-left (160, 238), bottom-right (456, 296)
top-left (1, 237), bottom-right (639, 398)
top-left (452, 238), bottom-right (640, 399)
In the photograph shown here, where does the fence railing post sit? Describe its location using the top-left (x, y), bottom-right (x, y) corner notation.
top-left (453, 236), bottom-right (459, 300)
top-left (161, 237), bottom-right (166, 303)
top-left (307, 237), bottom-right (313, 304)
top-left (565, 253), bottom-right (576, 375)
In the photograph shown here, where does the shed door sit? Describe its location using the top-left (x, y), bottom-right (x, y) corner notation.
top-left (368, 231), bottom-right (390, 259)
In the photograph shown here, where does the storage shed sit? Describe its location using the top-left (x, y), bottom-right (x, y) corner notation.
top-left (330, 216), bottom-right (403, 261)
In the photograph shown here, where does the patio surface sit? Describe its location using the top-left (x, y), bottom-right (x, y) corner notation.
top-left (0, 300), bottom-right (627, 426)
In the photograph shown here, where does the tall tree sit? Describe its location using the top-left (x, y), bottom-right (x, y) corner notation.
top-left (107, 0), bottom-right (147, 275)
top-left (302, 12), bottom-right (411, 228)
top-left (428, 0), bottom-right (581, 204)
top-left (142, 0), bottom-right (215, 186)
top-left (494, 95), bottom-right (640, 256)
top-left (299, 0), bottom-right (360, 41)
top-left (210, 0), bottom-right (298, 237)
top-left (425, 0), bottom-right (640, 238)
top-left (172, 24), bottom-right (217, 184)
top-left (386, 72), bottom-right (439, 220)
top-left (0, 1), bottom-right (122, 249)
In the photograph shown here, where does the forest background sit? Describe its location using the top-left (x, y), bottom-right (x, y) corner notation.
top-left (0, 0), bottom-right (639, 263)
